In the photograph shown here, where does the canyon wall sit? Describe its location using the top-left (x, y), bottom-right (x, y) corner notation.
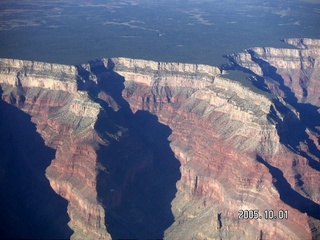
top-left (114, 46), bottom-right (320, 239)
top-left (0, 59), bottom-right (111, 239)
top-left (0, 37), bottom-right (319, 240)
top-left (228, 38), bottom-right (320, 107)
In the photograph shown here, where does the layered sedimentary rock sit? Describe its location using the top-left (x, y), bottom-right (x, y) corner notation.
top-left (0, 38), bottom-right (320, 240)
top-left (0, 59), bottom-right (111, 239)
top-left (228, 38), bottom-right (320, 107)
top-left (227, 38), bottom-right (320, 208)
top-left (112, 39), bottom-right (320, 239)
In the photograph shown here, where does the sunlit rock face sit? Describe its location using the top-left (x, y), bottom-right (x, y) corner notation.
top-left (0, 38), bottom-right (319, 240)
top-left (0, 59), bottom-right (111, 239)
top-left (226, 39), bottom-right (320, 225)
top-left (228, 38), bottom-right (320, 107)
top-left (114, 38), bottom-right (320, 240)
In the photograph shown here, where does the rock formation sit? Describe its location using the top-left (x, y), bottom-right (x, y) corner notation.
top-left (228, 38), bottom-right (320, 107)
top-left (115, 45), bottom-right (320, 239)
top-left (0, 38), bottom-right (319, 239)
top-left (0, 59), bottom-right (110, 239)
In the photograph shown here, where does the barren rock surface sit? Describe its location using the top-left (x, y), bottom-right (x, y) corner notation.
top-left (118, 40), bottom-right (320, 239)
top-left (0, 59), bottom-right (110, 239)
top-left (0, 38), bottom-right (319, 239)
top-left (228, 38), bottom-right (320, 107)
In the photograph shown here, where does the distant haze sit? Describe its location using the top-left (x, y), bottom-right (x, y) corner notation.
top-left (0, 0), bottom-right (319, 66)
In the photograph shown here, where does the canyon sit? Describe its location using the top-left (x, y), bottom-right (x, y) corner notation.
top-left (0, 38), bottom-right (319, 239)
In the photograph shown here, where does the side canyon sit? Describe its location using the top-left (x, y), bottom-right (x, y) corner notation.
top-left (0, 38), bottom-right (319, 239)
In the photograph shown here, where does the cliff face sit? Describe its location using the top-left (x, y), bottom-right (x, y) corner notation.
top-left (228, 38), bottom-right (320, 107)
top-left (115, 50), bottom-right (320, 239)
top-left (0, 59), bottom-right (111, 239)
top-left (226, 38), bottom-right (320, 214)
top-left (0, 57), bottom-right (180, 240)
top-left (0, 38), bottom-right (319, 240)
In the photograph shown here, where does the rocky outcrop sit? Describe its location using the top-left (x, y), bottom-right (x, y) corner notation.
top-left (228, 38), bottom-right (320, 107)
top-left (226, 38), bottom-right (320, 205)
top-left (0, 37), bottom-right (319, 240)
top-left (114, 39), bottom-right (320, 239)
top-left (0, 59), bottom-right (111, 239)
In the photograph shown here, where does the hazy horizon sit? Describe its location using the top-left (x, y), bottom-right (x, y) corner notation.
top-left (0, 0), bottom-right (319, 66)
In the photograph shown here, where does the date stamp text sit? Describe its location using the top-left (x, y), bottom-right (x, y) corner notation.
top-left (238, 209), bottom-right (288, 220)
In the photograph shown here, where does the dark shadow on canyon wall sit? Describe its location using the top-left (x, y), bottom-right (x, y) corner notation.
top-left (256, 156), bottom-right (320, 219)
top-left (268, 99), bottom-right (320, 172)
top-left (221, 56), bottom-right (272, 95)
top-left (87, 60), bottom-right (181, 239)
top-left (0, 91), bottom-right (73, 239)
top-left (227, 50), bottom-right (320, 172)
top-left (247, 49), bottom-right (320, 134)
top-left (225, 51), bottom-right (320, 221)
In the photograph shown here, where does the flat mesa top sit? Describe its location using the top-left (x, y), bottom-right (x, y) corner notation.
top-left (0, 0), bottom-right (319, 66)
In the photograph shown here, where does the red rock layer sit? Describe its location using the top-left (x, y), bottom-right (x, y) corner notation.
top-left (0, 38), bottom-right (319, 240)
top-left (228, 38), bottom-right (320, 205)
top-left (229, 38), bottom-right (320, 107)
top-left (0, 59), bottom-right (111, 239)
top-left (114, 50), bottom-right (320, 239)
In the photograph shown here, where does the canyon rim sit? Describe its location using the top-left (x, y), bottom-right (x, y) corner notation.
top-left (0, 38), bottom-right (320, 239)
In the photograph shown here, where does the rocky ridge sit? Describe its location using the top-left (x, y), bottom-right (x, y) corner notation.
top-left (115, 40), bottom-right (320, 239)
top-left (228, 38), bottom-right (320, 107)
top-left (0, 38), bottom-right (319, 239)
top-left (0, 59), bottom-right (110, 239)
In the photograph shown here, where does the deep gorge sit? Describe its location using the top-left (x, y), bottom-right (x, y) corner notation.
top-left (0, 38), bottom-right (319, 239)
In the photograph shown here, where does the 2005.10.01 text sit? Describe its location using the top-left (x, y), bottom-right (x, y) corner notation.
top-left (238, 209), bottom-right (288, 220)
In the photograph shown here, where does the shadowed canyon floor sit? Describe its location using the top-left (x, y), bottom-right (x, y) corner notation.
top-left (0, 38), bottom-right (320, 239)
top-left (87, 62), bottom-right (181, 239)
top-left (256, 155), bottom-right (320, 219)
top-left (0, 92), bottom-right (73, 239)
top-left (97, 111), bottom-right (180, 239)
